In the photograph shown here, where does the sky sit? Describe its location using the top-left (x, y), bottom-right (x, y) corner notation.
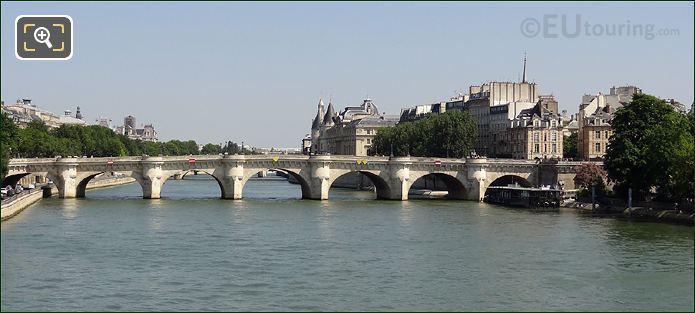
top-left (1, 1), bottom-right (693, 148)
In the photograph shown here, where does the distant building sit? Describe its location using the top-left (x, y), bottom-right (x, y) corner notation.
top-left (399, 101), bottom-right (446, 122)
top-left (448, 56), bottom-right (541, 157)
top-left (253, 147), bottom-right (303, 155)
top-left (664, 98), bottom-right (686, 114)
top-left (577, 86), bottom-right (641, 160)
top-left (1, 99), bottom-right (85, 128)
top-left (95, 117), bottom-right (113, 129)
top-left (560, 110), bottom-right (579, 138)
top-left (115, 115), bottom-right (158, 142)
top-left (310, 98), bottom-right (399, 156)
top-left (59, 107), bottom-right (87, 126)
top-left (301, 134), bottom-right (312, 155)
top-left (507, 101), bottom-right (564, 159)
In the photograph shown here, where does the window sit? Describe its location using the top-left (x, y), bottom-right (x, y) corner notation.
top-left (534, 144), bottom-right (540, 153)
top-left (551, 131), bottom-right (557, 142)
top-left (552, 144), bottom-right (557, 153)
top-left (533, 132), bottom-right (539, 142)
top-left (595, 143), bottom-right (601, 152)
top-left (595, 131), bottom-right (600, 139)
top-left (604, 130), bottom-right (609, 139)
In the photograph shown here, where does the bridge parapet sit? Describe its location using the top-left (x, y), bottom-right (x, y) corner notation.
top-left (5, 156), bottom-right (596, 201)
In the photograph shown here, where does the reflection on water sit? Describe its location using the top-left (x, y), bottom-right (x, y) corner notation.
top-left (1, 176), bottom-right (693, 311)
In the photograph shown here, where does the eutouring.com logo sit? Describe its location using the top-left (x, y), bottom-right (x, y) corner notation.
top-left (520, 14), bottom-right (680, 40)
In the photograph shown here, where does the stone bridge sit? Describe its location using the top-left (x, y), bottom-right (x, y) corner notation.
top-left (5, 155), bottom-right (587, 201)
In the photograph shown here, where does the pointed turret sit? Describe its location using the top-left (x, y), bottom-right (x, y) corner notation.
top-left (323, 101), bottom-right (336, 126)
top-left (311, 98), bottom-right (325, 130)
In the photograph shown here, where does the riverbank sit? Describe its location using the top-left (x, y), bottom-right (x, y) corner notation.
top-left (563, 200), bottom-right (694, 226)
top-left (1, 176), bottom-right (135, 222)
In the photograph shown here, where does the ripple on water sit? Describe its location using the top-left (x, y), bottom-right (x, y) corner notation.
top-left (1, 179), bottom-right (693, 311)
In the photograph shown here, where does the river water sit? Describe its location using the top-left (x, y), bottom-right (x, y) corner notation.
top-left (2, 176), bottom-right (693, 311)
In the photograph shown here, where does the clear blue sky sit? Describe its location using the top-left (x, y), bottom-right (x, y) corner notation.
top-left (2, 2), bottom-right (693, 147)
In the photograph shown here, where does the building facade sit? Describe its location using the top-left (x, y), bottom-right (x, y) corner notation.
top-left (1, 99), bottom-right (85, 128)
top-left (115, 115), bottom-right (159, 142)
top-left (507, 101), bottom-right (564, 159)
top-left (577, 86), bottom-right (641, 160)
top-left (450, 57), bottom-right (543, 157)
top-left (310, 98), bottom-right (399, 156)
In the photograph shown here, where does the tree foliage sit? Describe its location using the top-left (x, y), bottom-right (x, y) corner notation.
top-left (1, 113), bottom-right (20, 179)
top-left (0, 119), bottom-right (254, 178)
top-left (200, 143), bottom-right (222, 155)
top-left (563, 132), bottom-right (578, 159)
top-left (369, 110), bottom-right (477, 158)
top-left (573, 163), bottom-right (607, 189)
top-left (604, 93), bottom-right (694, 201)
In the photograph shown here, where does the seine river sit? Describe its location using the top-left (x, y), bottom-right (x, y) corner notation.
top-left (2, 176), bottom-right (693, 311)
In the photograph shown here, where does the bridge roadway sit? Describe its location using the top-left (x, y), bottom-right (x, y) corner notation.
top-left (5, 155), bottom-right (585, 201)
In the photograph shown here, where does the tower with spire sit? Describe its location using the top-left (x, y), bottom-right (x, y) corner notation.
top-left (310, 98), bottom-right (325, 154)
top-left (522, 52), bottom-right (527, 83)
top-left (311, 98), bottom-right (324, 131)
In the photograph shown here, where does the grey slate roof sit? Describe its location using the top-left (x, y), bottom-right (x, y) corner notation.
top-left (323, 102), bottom-right (336, 125)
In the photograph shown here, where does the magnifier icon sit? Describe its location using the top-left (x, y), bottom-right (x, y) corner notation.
top-left (33, 27), bottom-right (53, 49)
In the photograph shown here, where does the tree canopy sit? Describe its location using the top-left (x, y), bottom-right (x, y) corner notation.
top-left (1, 113), bottom-right (20, 179)
top-left (573, 163), bottom-right (607, 190)
top-left (369, 110), bottom-right (477, 158)
top-left (563, 132), bottom-right (578, 159)
top-left (0, 118), bottom-right (253, 180)
top-left (604, 93), bottom-right (694, 201)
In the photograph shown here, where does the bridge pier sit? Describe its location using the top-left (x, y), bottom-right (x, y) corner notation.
top-left (54, 159), bottom-right (79, 198)
top-left (308, 155), bottom-right (331, 200)
top-left (388, 157), bottom-right (412, 200)
top-left (465, 158), bottom-right (487, 201)
top-left (219, 176), bottom-right (244, 199)
top-left (219, 155), bottom-right (246, 199)
top-left (140, 157), bottom-right (166, 199)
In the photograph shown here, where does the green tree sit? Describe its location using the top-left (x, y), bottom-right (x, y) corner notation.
top-left (1, 113), bottom-right (20, 179)
top-left (653, 109), bottom-right (694, 201)
top-left (563, 132), bottom-right (578, 159)
top-left (604, 93), bottom-right (694, 201)
top-left (369, 110), bottom-right (477, 158)
top-left (201, 143), bottom-right (222, 155)
top-left (16, 120), bottom-right (63, 158)
top-left (573, 163), bottom-right (607, 191)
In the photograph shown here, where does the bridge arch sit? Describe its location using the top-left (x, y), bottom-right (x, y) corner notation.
top-left (408, 172), bottom-right (467, 199)
top-left (180, 170), bottom-right (201, 179)
top-left (328, 170), bottom-right (392, 200)
top-left (161, 169), bottom-right (228, 199)
top-left (487, 174), bottom-right (533, 188)
top-left (2, 172), bottom-right (31, 187)
top-left (242, 167), bottom-right (312, 199)
top-left (76, 172), bottom-right (105, 198)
